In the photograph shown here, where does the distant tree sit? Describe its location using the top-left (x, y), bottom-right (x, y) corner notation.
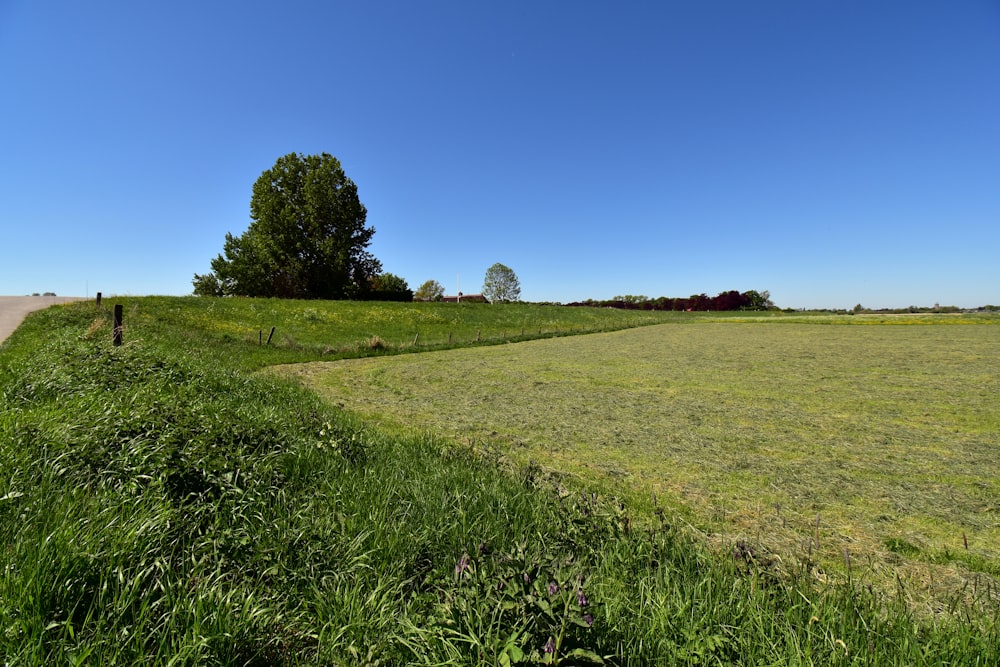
top-left (743, 290), bottom-right (774, 310)
top-left (192, 272), bottom-right (224, 297)
top-left (414, 279), bottom-right (445, 301)
top-left (193, 152), bottom-right (380, 299)
top-left (714, 290), bottom-right (745, 311)
top-left (366, 272), bottom-right (413, 302)
top-left (613, 295), bottom-right (649, 308)
top-left (482, 263), bottom-right (521, 303)
top-left (687, 293), bottom-right (710, 310)
top-left (372, 273), bottom-right (409, 293)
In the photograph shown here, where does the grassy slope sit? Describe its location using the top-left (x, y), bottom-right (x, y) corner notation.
top-left (278, 321), bottom-right (1000, 616)
top-left (133, 296), bottom-right (685, 370)
top-left (0, 298), bottom-right (997, 665)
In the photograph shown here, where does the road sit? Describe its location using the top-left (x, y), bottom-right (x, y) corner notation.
top-left (0, 296), bottom-right (87, 345)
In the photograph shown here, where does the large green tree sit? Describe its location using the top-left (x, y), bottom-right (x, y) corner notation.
top-left (482, 263), bottom-right (521, 303)
top-left (193, 152), bottom-right (381, 299)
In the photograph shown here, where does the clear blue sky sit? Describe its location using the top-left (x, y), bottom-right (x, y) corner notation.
top-left (2, 1), bottom-right (998, 309)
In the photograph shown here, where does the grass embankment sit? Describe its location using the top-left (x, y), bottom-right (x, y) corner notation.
top-left (138, 296), bottom-right (683, 370)
top-left (0, 298), bottom-right (996, 664)
top-left (279, 320), bottom-right (1000, 619)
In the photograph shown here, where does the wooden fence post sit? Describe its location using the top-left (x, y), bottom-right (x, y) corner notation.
top-left (113, 304), bottom-right (123, 346)
top-left (266, 326), bottom-right (276, 345)
top-left (96, 292), bottom-right (102, 307)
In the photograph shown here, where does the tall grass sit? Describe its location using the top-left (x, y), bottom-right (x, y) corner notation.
top-left (0, 299), bottom-right (997, 664)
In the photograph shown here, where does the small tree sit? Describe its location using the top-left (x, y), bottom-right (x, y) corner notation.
top-left (372, 272), bottom-right (409, 293)
top-left (482, 263), bottom-right (521, 303)
top-left (367, 272), bottom-right (412, 301)
top-left (414, 279), bottom-right (445, 301)
top-left (191, 272), bottom-right (224, 297)
top-left (743, 290), bottom-right (774, 310)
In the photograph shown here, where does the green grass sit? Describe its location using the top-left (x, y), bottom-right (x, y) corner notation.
top-left (1, 298), bottom-right (997, 664)
top-left (119, 296), bottom-right (685, 370)
top-left (279, 320), bottom-right (1000, 616)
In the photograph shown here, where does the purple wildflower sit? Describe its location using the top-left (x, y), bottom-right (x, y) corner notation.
top-left (583, 613), bottom-right (594, 627)
top-left (523, 572), bottom-right (533, 585)
top-left (454, 554), bottom-right (471, 577)
top-left (543, 637), bottom-right (556, 654)
top-left (576, 589), bottom-right (588, 607)
top-left (548, 581), bottom-right (559, 596)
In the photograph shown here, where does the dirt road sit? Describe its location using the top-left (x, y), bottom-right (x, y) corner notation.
top-left (0, 296), bottom-right (87, 345)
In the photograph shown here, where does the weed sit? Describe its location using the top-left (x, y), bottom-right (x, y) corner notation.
top-left (425, 541), bottom-right (604, 664)
top-left (366, 335), bottom-right (387, 351)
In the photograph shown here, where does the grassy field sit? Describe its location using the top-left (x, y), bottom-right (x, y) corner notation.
top-left (1, 297), bottom-right (998, 664)
top-left (277, 319), bottom-right (1000, 616)
top-left (131, 296), bottom-right (685, 369)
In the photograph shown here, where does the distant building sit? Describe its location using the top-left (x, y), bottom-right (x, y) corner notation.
top-left (441, 291), bottom-right (488, 303)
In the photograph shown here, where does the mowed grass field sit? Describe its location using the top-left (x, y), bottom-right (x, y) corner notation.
top-left (277, 319), bottom-right (1000, 614)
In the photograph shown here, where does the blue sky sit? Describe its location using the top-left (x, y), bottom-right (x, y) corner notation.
top-left (2, 1), bottom-right (998, 309)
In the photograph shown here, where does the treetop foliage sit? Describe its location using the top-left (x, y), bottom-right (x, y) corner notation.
top-left (367, 273), bottom-right (413, 302)
top-left (482, 263), bottom-right (521, 303)
top-left (371, 273), bottom-right (409, 293)
top-left (414, 279), bottom-right (446, 302)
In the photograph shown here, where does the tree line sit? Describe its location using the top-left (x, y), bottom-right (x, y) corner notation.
top-left (566, 290), bottom-right (774, 311)
top-left (193, 153), bottom-right (769, 311)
